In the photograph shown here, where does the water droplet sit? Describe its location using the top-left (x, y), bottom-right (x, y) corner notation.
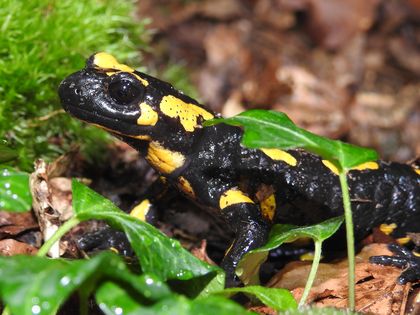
top-left (60, 276), bottom-right (71, 286)
top-left (114, 307), bottom-right (123, 315)
top-left (4, 182), bottom-right (10, 189)
top-left (145, 277), bottom-right (154, 285)
top-left (2, 169), bottom-right (10, 176)
top-left (41, 301), bottom-right (50, 310)
top-left (176, 271), bottom-right (185, 278)
top-left (6, 190), bottom-right (11, 195)
top-left (31, 304), bottom-right (41, 314)
top-left (12, 194), bottom-right (17, 199)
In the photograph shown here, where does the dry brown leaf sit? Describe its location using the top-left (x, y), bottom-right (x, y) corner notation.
top-left (306, 0), bottom-right (380, 50)
top-left (0, 239), bottom-right (38, 255)
top-left (269, 244), bottom-right (412, 313)
top-left (0, 211), bottom-right (38, 238)
top-left (190, 240), bottom-right (216, 265)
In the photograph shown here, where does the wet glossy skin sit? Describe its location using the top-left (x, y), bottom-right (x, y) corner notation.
top-left (59, 53), bottom-right (420, 285)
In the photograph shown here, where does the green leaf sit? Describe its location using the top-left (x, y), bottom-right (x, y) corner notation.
top-left (71, 180), bottom-right (223, 292)
top-left (0, 166), bottom-right (32, 212)
top-left (0, 143), bottom-right (17, 163)
top-left (205, 110), bottom-right (378, 169)
top-left (96, 286), bottom-right (253, 315)
top-left (219, 286), bottom-right (297, 311)
top-left (0, 252), bottom-right (171, 315)
top-left (237, 217), bottom-right (344, 285)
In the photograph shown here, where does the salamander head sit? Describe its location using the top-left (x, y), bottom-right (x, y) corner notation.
top-left (59, 52), bottom-right (216, 152)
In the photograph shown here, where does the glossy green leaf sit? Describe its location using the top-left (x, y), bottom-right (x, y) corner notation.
top-left (205, 110), bottom-right (378, 170)
top-left (237, 216), bottom-right (344, 285)
top-left (71, 180), bottom-right (223, 292)
top-left (0, 143), bottom-right (17, 163)
top-left (96, 284), bottom-right (253, 315)
top-left (0, 252), bottom-right (171, 315)
top-left (219, 286), bottom-right (297, 311)
top-left (0, 167), bottom-right (32, 212)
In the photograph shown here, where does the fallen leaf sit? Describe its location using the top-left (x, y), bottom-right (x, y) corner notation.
top-left (0, 239), bottom-right (37, 255)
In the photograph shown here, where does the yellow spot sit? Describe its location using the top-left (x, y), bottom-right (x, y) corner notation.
top-left (91, 123), bottom-right (151, 141)
top-left (160, 95), bottom-right (214, 132)
top-left (351, 161), bottom-right (379, 171)
top-left (137, 103), bottom-right (158, 126)
top-left (300, 252), bottom-right (315, 262)
top-left (110, 247), bottom-right (119, 254)
top-left (132, 135), bottom-right (151, 141)
top-left (414, 168), bottom-right (420, 175)
top-left (260, 194), bottom-right (276, 221)
top-left (93, 52), bottom-right (149, 86)
top-left (414, 251), bottom-right (420, 257)
top-left (177, 176), bottom-right (195, 198)
top-left (379, 223), bottom-right (397, 235)
top-left (146, 141), bottom-right (185, 174)
top-left (130, 199), bottom-right (152, 221)
top-left (322, 160), bottom-right (340, 175)
top-left (396, 236), bottom-right (411, 245)
top-left (225, 242), bottom-right (234, 256)
top-left (219, 189), bottom-right (254, 210)
top-left (261, 148), bottom-right (297, 166)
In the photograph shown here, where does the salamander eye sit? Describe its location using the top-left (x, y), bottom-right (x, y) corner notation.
top-left (108, 77), bottom-right (144, 105)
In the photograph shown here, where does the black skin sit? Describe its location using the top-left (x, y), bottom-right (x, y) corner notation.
top-left (59, 54), bottom-right (420, 285)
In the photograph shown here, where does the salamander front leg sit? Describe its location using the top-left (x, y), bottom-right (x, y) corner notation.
top-left (218, 188), bottom-right (270, 287)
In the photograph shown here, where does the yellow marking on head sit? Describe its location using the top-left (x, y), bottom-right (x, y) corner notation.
top-left (130, 199), bottom-right (152, 221)
top-left (93, 52), bottom-right (149, 86)
top-left (261, 148), bottom-right (297, 166)
top-left (91, 123), bottom-right (151, 141)
top-left (322, 160), bottom-right (340, 175)
top-left (219, 189), bottom-right (254, 210)
top-left (379, 223), bottom-right (397, 235)
top-left (160, 95), bottom-right (214, 132)
top-left (177, 176), bottom-right (195, 198)
top-left (351, 161), bottom-right (379, 171)
top-left (396, 236), bottom-right (411, 245)
top-left (132, 135), bottom-right (151, 140)
top-left (414, 168), bottom-right (420, 175)
top-left (146, 141), bottom-right (186, 174)
top-left (137, 103), bottom-right (158, 126)
top-left (260, 194), bottom-right (276, 221)
top-left (414, 251), bottom-right (420, 257)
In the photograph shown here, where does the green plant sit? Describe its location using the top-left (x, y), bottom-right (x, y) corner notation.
top-left (205, 110), bottom-right (378, 310)
top-left (0, 180), bottom-right (298, 314)
top-left (0, 0), bottom-right (148, 170)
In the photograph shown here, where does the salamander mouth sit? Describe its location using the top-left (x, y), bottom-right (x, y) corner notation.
top-left (63, 104), bottom-right (146, 138)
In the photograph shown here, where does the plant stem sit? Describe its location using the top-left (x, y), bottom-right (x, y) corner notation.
top-left (299, 240), bottom-right (322, 307)
top-left (339, 171), bottom-right (355, 310)
top-left (0, 217), bottom-right (81, 315)
top-left (37, 216), bottom-right (80, 257)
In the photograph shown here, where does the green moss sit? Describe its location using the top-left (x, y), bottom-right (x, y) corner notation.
top-left (0, 0), bottom-right (149, 170)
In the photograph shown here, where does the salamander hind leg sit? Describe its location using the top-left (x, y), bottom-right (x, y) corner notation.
top-left (370, 243), bottom-right (420, 284)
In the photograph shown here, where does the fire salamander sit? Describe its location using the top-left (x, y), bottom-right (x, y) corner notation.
top-left (59, 52), bottom-right (420, 285)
